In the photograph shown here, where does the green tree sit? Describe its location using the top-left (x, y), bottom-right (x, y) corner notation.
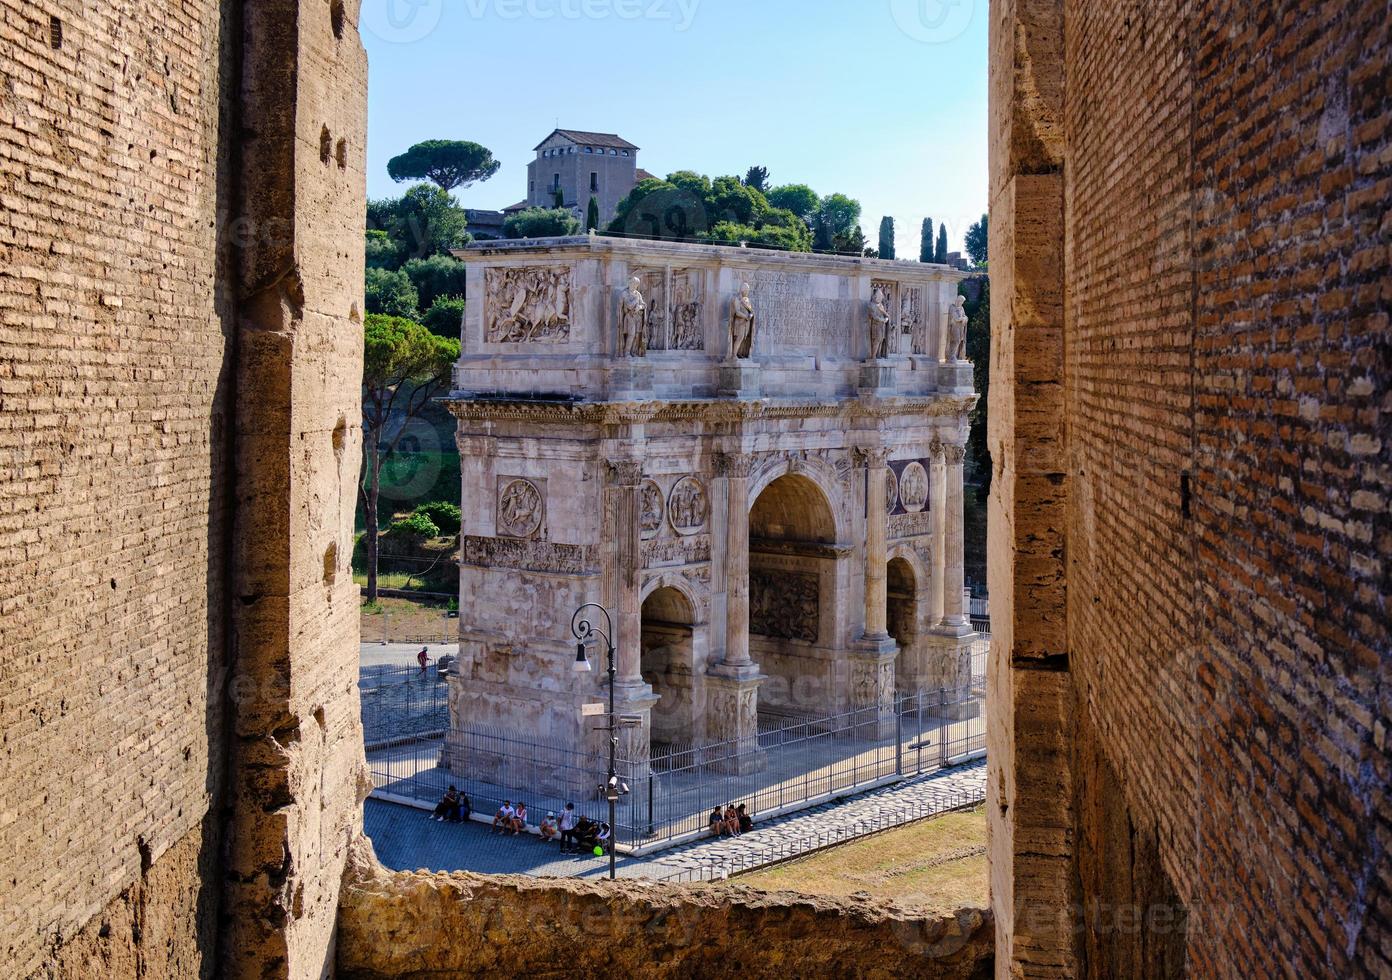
top-left (361, 315), bottom-right (459, 602)
top-left (920, 218), bottom-right (934, 262)
top-left (552, 186), bottom-right (565, 208)
top-left (586, 194), bottom-right (600, 232)
top-left (386, 139), bottom-right (501, 193)
top-left (744, 165), bottom-right (770, 192)
top-left (816, 193), bottom-right (862, 243)
top-left (878, 216), bottom-right (896, 260)
top-left (366, 229), bottom-right (404, 271)
top-left (834, 223), bottom-right (869, 256)
top-left (370, 184), bottom-right (470, 260)
top-left (666, 170), bottom-right (713, 199)
top-left (965, 213), bottom-right (989, 266)
top-left (504, 207), bottom-right (581, 239)
top-left (767, 184), bottom-right (820, 224)
top-left (708, 175), bottom-right (768, 226)
top-left (936, 224), bottom-right (948, 264)
top-left (964, 280), bottom-right (991, 497)
top-left (365, 267), bottom-right (419, 319)
top-left (388, 512), bottom-right (440, 543)
top-left (403, 254), bottom-right (467, 311)
top-left (421, 296), bottom-right (465, 339)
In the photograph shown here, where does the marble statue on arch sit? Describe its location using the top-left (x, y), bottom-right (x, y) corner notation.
top-left (618, 275), bottom-right (648, 357)
top-left (946, 293), bottom-right (969, 362)
top-left (728, 281), bottom-right (756, 360)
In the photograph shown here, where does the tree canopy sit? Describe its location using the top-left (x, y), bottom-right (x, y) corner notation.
top-left (766, 184), bottom-right (820, 224)
top-left (920, 218), bottom-right (934, 262)
top-left (504, 207), bottom-right (582, 239)
top-left (878, 217), bottom-right (896, 260)
top-left (369, 184), bottom-right (469, 261)
top-left (965, 213), bottom-right (988, 266)
top-left (365, 267), bottom-right (419, 319)
top-left (936, 224), bottom-right (949, 264)
top-left (387, 139), bottom-right (500, 192)
top-left (403, 254), bottom-right (468, 310)
top-left (744, 165), bottom-right (770, 192)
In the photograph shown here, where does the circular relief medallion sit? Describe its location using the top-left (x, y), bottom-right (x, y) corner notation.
top-left (497, 479), bottom-right (543, 538)
top-left (667, 476), bottom-right (709, 536)
top-left (640, 480), bottom-right (665, 540)
top-left (898, 461), bottom-right (929, 513)
top-left (885, 466), bottom-right (900, 514)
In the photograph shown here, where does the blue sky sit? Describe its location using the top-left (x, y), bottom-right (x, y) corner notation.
top-left (361, 0), bottom-right (987, 257)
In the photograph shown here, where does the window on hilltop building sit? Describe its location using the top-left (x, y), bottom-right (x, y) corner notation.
top-left (585, 147), bottom-right (593, 153)
top-left (590, 172), bottom-right (598, 192)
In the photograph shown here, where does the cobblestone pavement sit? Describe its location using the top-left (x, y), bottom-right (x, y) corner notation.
top-left (365, 759), bottom-right (986, 881)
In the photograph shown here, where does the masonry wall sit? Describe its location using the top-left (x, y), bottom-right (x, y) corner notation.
top-left (0, 1), bottom-right (371, 977)
top-left (0, 2), bottom-right (235, 975)
top-left (990, 0), bottom-right (1390, 975)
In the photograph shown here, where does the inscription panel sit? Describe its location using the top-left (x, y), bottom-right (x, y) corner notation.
top-left (737, 270), bottom-right (856, 355)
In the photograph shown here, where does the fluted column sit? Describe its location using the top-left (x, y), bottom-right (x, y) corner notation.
top-left (718, 452), bottom-right (755, 667)
top-left (929, 440), bottom-right (947, 625)
top-left (605, 458), bottom-right (645, 685)
top-left (940, 443), bottom-right (969, 629)
top-left (858, 447), bottom-right (892, 639)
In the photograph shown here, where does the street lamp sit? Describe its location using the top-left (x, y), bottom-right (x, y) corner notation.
top-left (570, 602), bottom-right (622, 881)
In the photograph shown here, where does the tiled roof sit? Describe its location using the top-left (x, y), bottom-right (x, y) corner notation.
top-left (535, 128), bottom-right (639, 151)
top-left (635, 168), bottom-right (657, 181)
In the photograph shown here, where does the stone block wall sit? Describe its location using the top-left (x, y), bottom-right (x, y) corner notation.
top-left (336, 842), bottom-right (994, 979)
top-left (990, 0), bottom-right (1389, 975)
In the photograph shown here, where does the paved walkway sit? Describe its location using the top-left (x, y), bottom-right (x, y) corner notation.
top-left (365, 758), bottom-right (986, 882)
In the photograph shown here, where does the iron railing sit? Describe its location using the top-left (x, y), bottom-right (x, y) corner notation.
top-left (365, 685), bottom-right (985, 853)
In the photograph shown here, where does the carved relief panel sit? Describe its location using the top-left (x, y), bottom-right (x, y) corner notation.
top-left (641, 268), bottom-right (705, 351)
top-left (886, 459), bottom-right (932, 517)
top-left (485, 267), bottom-right (572, 343)
top-left (496, 477), bottom-right (545, 538)
top-left (639, 480), bottom-right (665, 540)
top-left (667, 476), bottom-right (709, 535)
top-left (899, 285), bottom-right (925, 354)
top-left (750, 570), bottom-right (819, 643)
top-left (636, 268), bottom-right (667, 351)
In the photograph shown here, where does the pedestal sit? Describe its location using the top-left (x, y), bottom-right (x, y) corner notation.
top-left (610, 360), bottom-right (653, 398)
top-left (858, 360), bottom-right (897, 395)
top-left (925, 628), bottom-right (977, 719)
top-left (851, 636), bottom-right (898, 739)
top-left (705, 664), bottom-right (766, 775)
top-left (717, 360), bottom-right (761, 398)
top-left (937, 360), bottom-right (973, 392)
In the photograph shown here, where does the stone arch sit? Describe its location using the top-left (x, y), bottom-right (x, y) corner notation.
top-left (641, 571), bottom-right (707, 624)
top-left (750, 458), bottom-right (848, 544)
top-left (749, 469), bottom-right (841, 545)
top-left (641, 585), bottom-right (698, 745)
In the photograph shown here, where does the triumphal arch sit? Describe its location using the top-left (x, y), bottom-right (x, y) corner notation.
top-left (445, 235), bottom-right (976, 773)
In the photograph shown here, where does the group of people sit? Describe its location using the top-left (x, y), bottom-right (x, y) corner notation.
top-left (430, 786), bottom-right (470, 823)
top-left (708, 802), bottom-right (753, 837)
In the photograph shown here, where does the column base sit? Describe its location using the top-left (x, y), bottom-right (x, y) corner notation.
top-left (717, 360), bottom-right (761, 398)
top-left (705, 665), bottom-right (766, 775)
top-left (851, 637), bottom-right (898, 739)
top-left (858, 360), bottom-right (897, 395)
top-left (609, 360), bottom-right (653, 398)
top-left (925, 630), bottom-right (978, 718)
top-left (936, 360), bottom-right (973, 392)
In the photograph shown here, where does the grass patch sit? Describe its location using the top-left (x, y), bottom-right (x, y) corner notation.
top-left (737, 806), bottom-right (987, 912)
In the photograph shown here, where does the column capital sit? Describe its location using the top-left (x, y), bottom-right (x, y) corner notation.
top-left (605, 458), bottom-right (644, 486)
top-left (929, 438), bottom-right (946, 461)
top-left (944, 443), bottom-right (968, 465)
top-left (714, 451), bottom-right (756, 479)
top-left (853, 446), bottom-right (892, 469)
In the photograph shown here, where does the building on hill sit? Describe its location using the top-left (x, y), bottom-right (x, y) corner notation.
top-left (526, 128), bottom-right (640, 227)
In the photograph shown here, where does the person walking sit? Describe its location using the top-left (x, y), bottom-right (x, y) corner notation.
top-left (558, 802), bottom-right (579, 853)
top-left (417, 646), bottom-right (429, 675)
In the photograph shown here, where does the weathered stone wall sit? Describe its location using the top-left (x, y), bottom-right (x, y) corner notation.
top-left (990, 0), bottom-right (1390, 975)
top-left (0, 1), bottom-right (369, 977)
top-left (0, 1), bottom-right (235, 974)
top-left (336, 842), bottom-right (993, 979)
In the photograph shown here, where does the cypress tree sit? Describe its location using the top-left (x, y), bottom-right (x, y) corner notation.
top-left (878, 216), bottom-right (896, 260)
top-left (553, 186), bottom-right (565, 209)
top-left (586, 195), bottom-right (600, 232)
top-left (935, 225), bottom-right (948, 264)
top-left (921, 218), bottom-right (934, 262)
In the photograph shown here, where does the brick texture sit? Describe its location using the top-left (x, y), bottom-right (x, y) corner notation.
top-left (0, 1), bottom-right (234, 974)
top-left (993, 0), bottom-right (1390, 975)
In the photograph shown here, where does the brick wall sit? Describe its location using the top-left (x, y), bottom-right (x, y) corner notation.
top-left (992, 0), bottom-right (1389, 975)
top-left (0, 1), bottom-right (234, 974)
top-left (0, 1), bottom-right (370, 976)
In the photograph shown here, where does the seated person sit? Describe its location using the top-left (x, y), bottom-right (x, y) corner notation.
top-left (723, 804), bottom-right (740, 837)
top-left (539, 812), bottom-right (559, 842)
top-left (737, 803), bottom-right (753, 834)
top-left (510, 802), bottom-right (529, 835)
top-left (708, 805), bottom-right (725, 837)
top-left (432, 786), bottom-right (461, 823)
top-left (492, 800), bottom-right (515, 833)
top-left (575, 815), bottom-right (598, 850)
top-left (594, 821), bottom-right (612, 854)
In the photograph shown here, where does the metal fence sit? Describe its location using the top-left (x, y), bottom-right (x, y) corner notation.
top-left (359, 663), bottom-right (449, 745)
top-left (366, 685), bottom-right (985, 853)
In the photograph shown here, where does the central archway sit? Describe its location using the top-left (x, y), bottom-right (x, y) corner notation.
top-left (640, 586), bottom-right (696, 746)
top-left (748, 473), bottom-right (842, 718)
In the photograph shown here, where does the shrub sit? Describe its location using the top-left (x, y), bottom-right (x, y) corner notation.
top-left (388, 512), bottom-right (440, 541)
top-left (365, 267), bottom-right (419, 319)
top-left (403, 254), bottom-right (468, 310)
top-left (413, 501), bottom-right (461, 536)
top-left (422, 295), bottom-right (466, 339)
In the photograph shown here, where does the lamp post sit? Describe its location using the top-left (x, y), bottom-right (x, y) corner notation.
top-left (570, 602), bottom-right (623, 881)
